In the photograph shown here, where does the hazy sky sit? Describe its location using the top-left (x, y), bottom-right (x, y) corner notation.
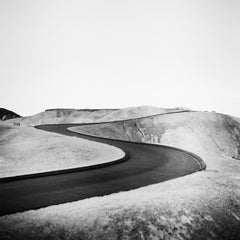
top-left (1, 0), bottom-right (240, 117)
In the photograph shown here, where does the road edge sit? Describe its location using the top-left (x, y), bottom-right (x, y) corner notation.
top-left (68, 126), bottom-right (207, 172)
top-left (0, 150), bottom-right (129, 183)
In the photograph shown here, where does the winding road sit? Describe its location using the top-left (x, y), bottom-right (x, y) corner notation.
top-left (0, 123), bottom-right (205, 216)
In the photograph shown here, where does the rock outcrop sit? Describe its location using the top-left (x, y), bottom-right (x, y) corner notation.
top-left (0, 108), bottom-right (20, 121)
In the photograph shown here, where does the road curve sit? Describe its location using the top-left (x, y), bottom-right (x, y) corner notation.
top-left (0, 123), bottom-right (205, 216)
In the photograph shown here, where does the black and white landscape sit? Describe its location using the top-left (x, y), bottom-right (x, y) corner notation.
top-left (1, 0), bottom-right (240, 239)
top-left (0, 106), bottom-right (240, 239)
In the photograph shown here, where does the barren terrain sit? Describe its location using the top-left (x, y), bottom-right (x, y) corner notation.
top-left (0, 123), bottom-right (124, 178)
top-left (5, 106), bottom-right (189, 126)
top-left (71, 112), bottom-right (240, 165)
top-left (0, 108), bottom-right (239, 240)
top-left (5, 109), bottom-right (116, 126)
top-left (95, 106), bottom-right (188, 122)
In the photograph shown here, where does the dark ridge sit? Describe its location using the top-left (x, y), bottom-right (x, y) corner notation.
top-left (0, 108), bottom-right (21, 121)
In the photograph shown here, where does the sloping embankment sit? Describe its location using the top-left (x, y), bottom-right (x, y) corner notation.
top-left (0, 123), bottom-right (125, 179)
top-left (70, 111), bottom-right (240, 170)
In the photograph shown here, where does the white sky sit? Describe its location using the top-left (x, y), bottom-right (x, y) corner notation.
top-left (1, 0), bottom-right (240, 117)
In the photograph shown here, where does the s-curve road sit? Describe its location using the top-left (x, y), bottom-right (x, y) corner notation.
top-left (0, 123), bottom-right (205, 216)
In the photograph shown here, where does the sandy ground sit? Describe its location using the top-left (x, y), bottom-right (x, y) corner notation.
top-left (0, 111), bottom-right (239, 239)
top-left (0, 166), bottom-right (239, 240)
top-left (0, 123), bottom-right (124, 178)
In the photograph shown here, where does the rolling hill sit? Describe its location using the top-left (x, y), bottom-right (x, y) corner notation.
top-left (5, 106), bottom-right (189, 126)
top-left (0, 108), bottom-right (20, 121)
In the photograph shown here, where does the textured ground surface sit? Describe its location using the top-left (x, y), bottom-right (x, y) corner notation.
top-left (0, 123), bottom-right (124, 178)
top-left (95, 106), bottom-right (187, 122)
top-left (5, 106), bottom-right (188, 126)
top-left (0, 110), bottom-right (239, 240)
top-left (73, 112), bottom-right (240, 165)
top-left (0, 123), bottom-right (203, 216)
top-left (5, 109), bottom-right (116, 126)
top-left (0, 169), bottom-right (239, 240)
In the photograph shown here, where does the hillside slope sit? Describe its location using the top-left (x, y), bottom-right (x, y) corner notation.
top-left (96, 106), bottom-right (189, 122)
top-left (5, 106), bottom-right (189, 126)
top-left (0, 123), bottom-right (124, 178)
top-left (71, 112), bottom-right (240, 170)
top-left (6, 109), bottom-right (117, 126)
top-left (0, 108), bottom-right (20, 121)
top-left (2, 111), bottom-right (240, 240)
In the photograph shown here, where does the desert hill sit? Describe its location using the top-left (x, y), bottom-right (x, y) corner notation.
top-left (5, 106), bottom-right (189, 126)
top-left (0, 122), bottom-right (124, 178)
top-left (70, 111), bottom-right (240, 169)
top-left (66, 110), bottom-right (240, 239)
top-left (96, 106), bottom-right (189, 122)
top-left (6, 108), bottom-right (117, 126)
top-left (0, 108), bottom-right (20, 121)
top-left (1, 108), bottom-right (240, 239)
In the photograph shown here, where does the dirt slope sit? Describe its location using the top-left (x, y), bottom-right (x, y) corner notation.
top-left (5, 106), bottom-right (189, 126)
top-left (1, 110), bottom-right (240, 239)
top-left (72, 112), bottom-right (240, 168)
top-left (0, 123), bottom-right (124, 178)
top-left (6, 109), bottom-right (117, 126)
top-left (96, 106), bottom-right (188, 122)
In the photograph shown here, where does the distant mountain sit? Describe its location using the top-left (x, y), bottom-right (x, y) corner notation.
top-left (0, 108), bottom-right (20, 121)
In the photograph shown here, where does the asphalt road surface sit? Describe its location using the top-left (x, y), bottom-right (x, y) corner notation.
top-left (0, 123), bottom-right (205, 216)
